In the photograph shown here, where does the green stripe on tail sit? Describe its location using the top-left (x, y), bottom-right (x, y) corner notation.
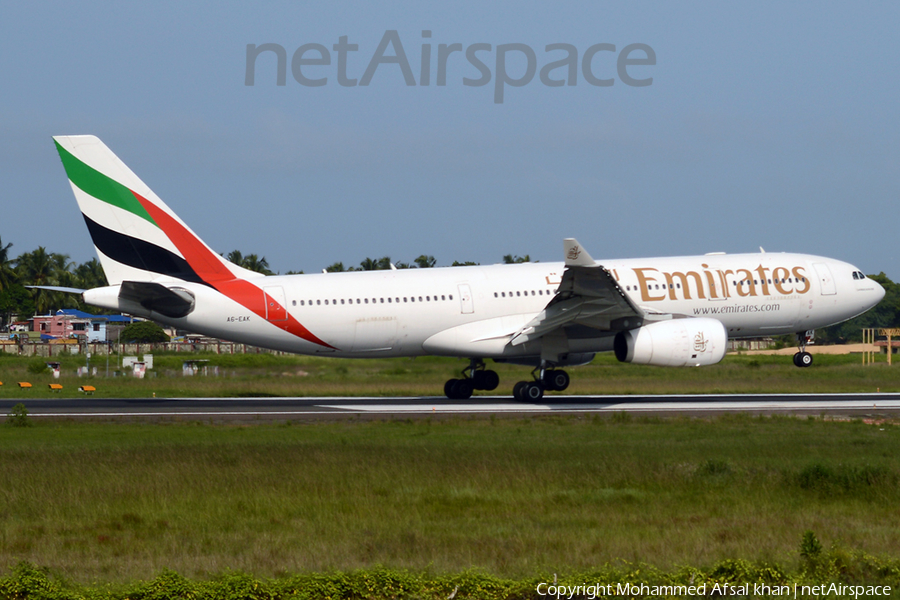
top-left (54, 140), bottom-right (157, 225)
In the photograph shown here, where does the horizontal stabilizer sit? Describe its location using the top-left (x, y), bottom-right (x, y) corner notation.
top-left (25, 285), bottom-right (86, 294)
top-left (119, 281), bottom-right (195, 318)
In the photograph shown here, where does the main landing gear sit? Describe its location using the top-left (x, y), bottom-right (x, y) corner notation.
top-left (444, 359), bottom-right (500, 400)
top-left (793, 330), bottom-right (814, 368)
top-left (512, 364), bottom-right (570, 402)
top-left (443, 360), bottom-right (570, 401)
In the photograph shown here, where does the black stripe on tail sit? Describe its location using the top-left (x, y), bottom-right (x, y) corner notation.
top-left (82, 214), bottom-right (208, 285)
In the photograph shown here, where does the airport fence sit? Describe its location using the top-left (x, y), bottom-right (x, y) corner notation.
top-left (0, 340), bottom-right (285, 358)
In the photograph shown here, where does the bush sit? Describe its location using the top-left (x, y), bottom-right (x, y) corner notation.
top-left (119, 321), bottom-right (170, 343)
top-left (6, 403), bottom-right (31, 427)
top-left (27, 359), bottom-right (49, 375)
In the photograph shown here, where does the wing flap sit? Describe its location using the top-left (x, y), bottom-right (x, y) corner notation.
top-left (511, 239), bottom-right (644, 346)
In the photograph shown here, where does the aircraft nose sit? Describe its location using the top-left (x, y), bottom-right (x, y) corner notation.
top-left (873, 279), bottom-right (886, 304)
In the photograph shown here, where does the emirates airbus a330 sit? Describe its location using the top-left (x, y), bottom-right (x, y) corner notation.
top-left (49, 135), bottom-right (884, 400)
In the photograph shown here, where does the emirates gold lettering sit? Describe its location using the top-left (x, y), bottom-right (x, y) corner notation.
top-left (664, 271), bottom-right (705, 300)
top-left (772, 266), bottom-right (792, 295)
top-left (793, 267), bottom-right (810, 293)
top-left (631, 265), bottom-right (812, 302)
top-left (634, 268), bottom-right (667, 301)
top-left (701, 264), bottom-right (720, 299)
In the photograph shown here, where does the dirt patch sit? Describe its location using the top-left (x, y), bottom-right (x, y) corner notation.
top-left (734, 343), bottom-right (878, 356)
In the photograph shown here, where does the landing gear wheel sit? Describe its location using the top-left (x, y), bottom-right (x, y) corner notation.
top-left (444, 379), bottom-right (458, 398)
top-left (792, 352), bottom-right (813, 367)
top-left (473, 370), bottom-right (500, 391)
top-left (449, 378), bottom-right (473, 399)
top-left (523, 381), bottom-right (544, 401)
top-left (513, 381), bottom-right (528, 402)
top-left (444, 378), bottom-right (473, 399)
top-left (543, 370), bottom-right (570, 392)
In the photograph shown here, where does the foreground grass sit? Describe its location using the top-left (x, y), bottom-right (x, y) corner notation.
top-left (1, 351), bottom-right (899, 398)
top-left (0, 416), bottom-right (898, 586)
top-left (2, 556), bottom-right (900, 599)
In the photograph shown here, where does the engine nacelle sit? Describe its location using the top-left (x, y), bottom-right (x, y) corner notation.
top-left (614, 318), bottom-right (727, 367)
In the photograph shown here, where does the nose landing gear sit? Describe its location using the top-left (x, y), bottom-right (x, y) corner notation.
top-left (793, 330), bottom-right (814, 367)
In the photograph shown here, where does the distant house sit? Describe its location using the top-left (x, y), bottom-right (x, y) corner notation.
top-left (30, 311), bottom-right (91, 340)
top-left (28, 310), bottom-right (137, 343)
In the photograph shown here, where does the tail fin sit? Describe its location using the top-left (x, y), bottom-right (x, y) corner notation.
top-left (53, 135), bottom-right (260, 287)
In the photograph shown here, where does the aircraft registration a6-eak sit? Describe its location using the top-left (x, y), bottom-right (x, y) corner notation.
top-left (49, 135), bottom-right (885, 401)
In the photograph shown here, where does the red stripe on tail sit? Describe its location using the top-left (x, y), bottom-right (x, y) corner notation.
top-left (134, 192), bottom-right (335, 350)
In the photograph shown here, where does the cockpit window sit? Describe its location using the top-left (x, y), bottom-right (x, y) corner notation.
top-left (852, 271), bottom-right (866, 280)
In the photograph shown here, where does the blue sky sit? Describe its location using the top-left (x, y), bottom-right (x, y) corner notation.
top-left (2, 2), bottom-right (898, 277)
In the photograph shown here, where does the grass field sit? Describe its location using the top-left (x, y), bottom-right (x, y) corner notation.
top-left (0, 415), bottom-right (898, 586)
top-left (1, 350), bottom-right (900, 398)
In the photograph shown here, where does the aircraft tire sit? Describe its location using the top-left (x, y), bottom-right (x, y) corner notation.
top-left (448, 378), bottom-right (473, 400)
top-left (523, 381), bottom-right (544, 401)
top-left (513, 381), bottom-right (528, 401)
top-left (473, 370), bottom-right (500, 391)
top-left (544, 370), bottom-right (570, 392)
top-left (799, 352), bottom-right (813, 367)
top-left (444, 379), bottom-right (459, 398)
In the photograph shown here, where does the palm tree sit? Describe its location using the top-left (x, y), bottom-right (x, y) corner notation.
top-left (414, 255), bottom-right (436, 268)
top-left (226, 249), bottom-right (274, 275)
top-left (0, 236), bottom-right (15, 292)
top-left (241, 254), bottom-right (274, 275)
top-left (359, 257), bottom-right (391, 271)
top-left (503, 254), bottom-right (531, 264)
top-left (15, 247), bottom-right (74, 314)
top-left (226, 249), bottom-right (244, 266)
top-left (73, 258), bottom-right (107, 290)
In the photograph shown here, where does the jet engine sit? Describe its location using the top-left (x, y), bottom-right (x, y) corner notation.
top-left (614, 318), bottom-right (727, 367)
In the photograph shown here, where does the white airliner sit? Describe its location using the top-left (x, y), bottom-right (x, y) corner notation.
top-left (50, 135), bottom-right (885, 400)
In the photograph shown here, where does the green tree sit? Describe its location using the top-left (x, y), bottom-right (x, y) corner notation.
top-left (0, 235), bottom-right (15, 293)
top-left (414, 255), bottom-right (436, 269)
top-left (359, 257), bottom-right (392, 271)
top-left (451, 260), bottom-right (479, 266)
top-left (226, 250), bottom-right (274, 275)
top-left (15, 247), bottom-right (76, 314)
top-left (119, 320), bottom-right (170, 343)
top-left (503, 254), bottom-right (531, 264)
top-left (73, 258), bottom-right (107, 290)
top-left (324, 262), bottom-right (349, 273)
top-left (0, 284), bottom-right (34, 327)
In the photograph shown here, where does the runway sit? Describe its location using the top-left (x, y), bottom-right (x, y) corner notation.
top-left (1, 393), bottom-right (899, 421)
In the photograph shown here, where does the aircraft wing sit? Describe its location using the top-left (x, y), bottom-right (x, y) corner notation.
top-left (510, 239), bottom-right (644, 346)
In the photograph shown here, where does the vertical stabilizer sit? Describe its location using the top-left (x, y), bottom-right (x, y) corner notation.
top-left (53, 135), bottom-right (260, 286)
